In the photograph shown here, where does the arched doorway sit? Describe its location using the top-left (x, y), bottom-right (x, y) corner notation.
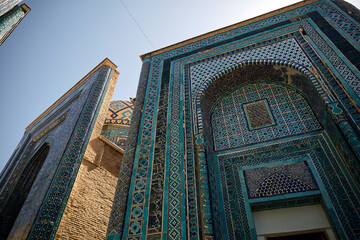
top-left (196, 64), bottom-right (358, 239)
top-left (0, 143), bottom-right (50, 239)
top-left (208, 81), bottom-right (335, 239)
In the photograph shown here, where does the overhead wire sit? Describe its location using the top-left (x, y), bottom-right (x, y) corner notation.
top-left (120, 0), bottom-right (156, 49)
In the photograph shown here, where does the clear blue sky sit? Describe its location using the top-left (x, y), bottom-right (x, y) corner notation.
top-left (0, 0), bottom-right (359, 172)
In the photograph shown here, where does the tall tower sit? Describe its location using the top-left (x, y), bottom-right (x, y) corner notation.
top-left (0, 59), bottom-right (120, 240)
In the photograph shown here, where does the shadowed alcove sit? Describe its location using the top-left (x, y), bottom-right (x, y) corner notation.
top-left (0, 143), bottom-right (50, 239)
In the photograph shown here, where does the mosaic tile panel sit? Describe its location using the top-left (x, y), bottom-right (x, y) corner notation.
top-left (179, 21), bottom-right (358, 240)
top-left (104, 100), bottom-right (133, 125)
top-left (101, 125), bottom-right (129, 149)
top-left (124, 56), bottom-right (166, 238)
top-left (146, 81), bottom-right (169, 236)
top-left (244, 161), bottom-right (318, 198)
top-left (190, 38), bottom-right (312, 99)
top-left (180, 22), bottom-right (358, 240)
top-left (243, 99), bottom-right (275, 130)
top-left (254, 172), bottom-right (314, 197)
top-left (166, 59), bottom-right (185, 240)
top-left (319, 2), bottom-right (360, 44)
top-left (301, 20), bottom-right (360, 97)
top-left (107, 59), bottom-right (152, 238)
top-left (211, 82), bottom-right (322, 151)
top-left (183, 66), bottom-right (201, 239)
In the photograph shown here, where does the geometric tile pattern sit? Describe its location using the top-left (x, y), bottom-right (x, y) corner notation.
top-left (102, 100), bottom-right (132, 149)
top-left (191, 38), bottom-right (311, 100)
top-left (123, 56), bottom-right (165, 239)
top-left (183, 69), bottom-right (202, 239)
top-left (319, 2), bottom-right (360, 44)
top-left (244, 161), bottom-right (319, 198)
top-left (182, 24), bottom-right (358, 239)
top-left (211, 83), bottom-right (322, 151)
top-left (104, 100), bottom-right (133, 125)
top-left (166, 19), bottom-right (358, 240)
top-left (107, 60), bottom-right (152, 237)
top-left (253, 172), bottom-right (314, 197)
top-left (300, 21), bottom-right (360, 97)
top-left (243, 99), bottom-right (275, 130)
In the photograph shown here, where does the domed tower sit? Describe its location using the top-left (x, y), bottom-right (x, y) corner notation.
top-left (101, 100), bottom-right (133, 150)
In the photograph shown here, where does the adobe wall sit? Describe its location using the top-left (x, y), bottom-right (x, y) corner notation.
top-left (55, 68), bottom-right (122, 239)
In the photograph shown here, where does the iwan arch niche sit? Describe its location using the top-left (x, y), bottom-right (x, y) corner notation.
top-left (198, 63), bottom-right (358, 239)
top-left (0, 143), bottom-right (50, 239)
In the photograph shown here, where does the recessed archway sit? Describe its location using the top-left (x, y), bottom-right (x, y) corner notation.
top-left (0, 143), bottom-right (50, 239)
top-left (196, 63), bottom-right (347, 239)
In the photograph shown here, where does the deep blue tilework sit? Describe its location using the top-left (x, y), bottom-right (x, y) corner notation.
top-left (28, 66), bottom-right (113, 239)
top-left (244, 161), bottom-right (319, 198)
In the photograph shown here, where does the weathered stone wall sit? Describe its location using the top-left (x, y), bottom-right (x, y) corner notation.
top-left (55, 66), bottom-right (122, 240)
top-left (55, 144), bottom-right (122, 240)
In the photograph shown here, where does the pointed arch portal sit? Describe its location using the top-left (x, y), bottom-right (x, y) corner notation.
top-left (197, 63), bottom-right (354, 239)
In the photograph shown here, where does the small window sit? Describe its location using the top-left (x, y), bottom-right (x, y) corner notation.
top-left (243, 99), bottom-right (275, 130)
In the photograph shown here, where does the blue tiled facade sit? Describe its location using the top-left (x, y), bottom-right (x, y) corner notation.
top-left (107, 1), bottom-right (360, 239)
top-left (0, 60), bottom-right (118, 239)
top-left (1, 0), bottom-right (360, 239)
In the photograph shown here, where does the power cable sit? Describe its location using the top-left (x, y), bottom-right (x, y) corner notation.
top-left (120, 0), bottom-right (156, 49)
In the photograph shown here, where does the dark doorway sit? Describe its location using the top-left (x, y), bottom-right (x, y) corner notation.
top-left (0, 144), bottom-right (50, 240)
top-left (268, 232), bottom-right (328, 240)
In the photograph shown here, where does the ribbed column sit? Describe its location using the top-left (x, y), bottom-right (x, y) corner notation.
top-left (107, 57), bottom-right (151, 239)
top-left (195, 133), bottom-right (214, 239)
top-left (327, 102), bottom-right (360, 159)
